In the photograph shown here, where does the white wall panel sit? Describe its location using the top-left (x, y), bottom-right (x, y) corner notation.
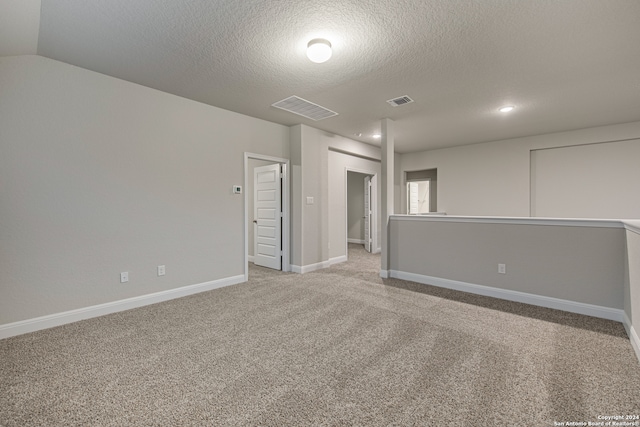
top-left (531, 140), bottom-right (640, 219)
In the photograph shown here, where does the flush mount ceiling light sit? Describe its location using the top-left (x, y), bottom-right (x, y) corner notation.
top-left (307, 38), bottom-right (332, 63)
top-left (499, 105), bottom-right (515, 113)
top-left (372, 134), bottom-right (381, 139)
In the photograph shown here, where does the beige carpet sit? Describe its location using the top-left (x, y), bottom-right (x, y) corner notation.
top-left (1, 244), bottom-right (639, 426)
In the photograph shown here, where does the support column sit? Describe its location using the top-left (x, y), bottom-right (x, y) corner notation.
top-left (380, 118), bottom-right (394, 278)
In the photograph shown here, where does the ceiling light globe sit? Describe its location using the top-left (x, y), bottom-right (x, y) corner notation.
top-left (499, 105), bottom-right (515, 113)
top-left (307, 39), bottom-right (332, 63)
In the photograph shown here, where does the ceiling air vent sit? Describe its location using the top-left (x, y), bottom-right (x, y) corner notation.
top-left (272, 96), bottom-right (338, 121)
top-left (386, 95), bottom-right (414, 107)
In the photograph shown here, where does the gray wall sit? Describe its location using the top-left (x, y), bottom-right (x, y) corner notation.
top-left (389, 217), bottom-right (625, 309)
top-left (0, 55), bottom-right (289, 325)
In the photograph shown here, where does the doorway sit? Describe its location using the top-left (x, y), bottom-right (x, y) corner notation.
top-left (405, 168), bottom-right (438, 214)
top-left (244, 153), bottom-right (290, 279)
top-left (407, 180), bottom-right (430, 214)
top-left (346, 169), bottom-right (379, 254)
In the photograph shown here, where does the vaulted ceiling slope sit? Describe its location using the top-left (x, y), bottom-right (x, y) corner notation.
top-left (20, 1), bottom-right (640, 152)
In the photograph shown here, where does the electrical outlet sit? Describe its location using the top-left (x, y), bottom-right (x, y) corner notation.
top-left (158, 265), bottom-right (166, 276)
top-left (498, 264), bottom-right (506, 274)
top-left (120, 272), bottom-right (129, 283)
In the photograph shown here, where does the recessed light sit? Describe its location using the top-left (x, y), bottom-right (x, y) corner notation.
top-left (306, 38), bottom-right (332, 63)
top-left (372, 134), bottom-right (381, 139)
top-left (499, 105), bottom-right (515, 113)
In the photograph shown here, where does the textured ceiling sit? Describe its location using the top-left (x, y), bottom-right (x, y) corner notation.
top-left (36, 0), bottom-right (640, 153)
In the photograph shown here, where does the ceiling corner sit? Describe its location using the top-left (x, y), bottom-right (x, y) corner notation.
top-left (0, 0), bottom-right (41, 57)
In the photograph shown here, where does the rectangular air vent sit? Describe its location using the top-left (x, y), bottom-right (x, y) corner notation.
top-left (386, 95), bottom-right (414, 107)
top-left (272, 96), bottom-right (338, 121)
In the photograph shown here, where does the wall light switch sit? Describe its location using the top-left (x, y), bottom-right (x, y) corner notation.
top-left (498, 264), bottom-right (506, 274)
top-left (306, 196), bottom-right (314, 205)
top-left (120, 272), bottom-right (129, 283)
top-left (158, 265), bottom-right (165, 276)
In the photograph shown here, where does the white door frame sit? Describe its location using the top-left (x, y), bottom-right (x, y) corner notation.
top-left (345, 167), bottom-right (379, 257)
top-left (364, 175), bottom-right (372, 253)
top-left (244, 152), bottom-right (290, 279)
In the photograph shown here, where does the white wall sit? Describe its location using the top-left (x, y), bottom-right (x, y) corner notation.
top-left (399, 121), bottom-right (640, 218)
top-left (0, 55), bottom-right (289, 326)
top-left (531, 139), bottom-right (640, 219)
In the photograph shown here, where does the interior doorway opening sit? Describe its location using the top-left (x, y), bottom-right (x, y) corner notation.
top-left (346, 169), bottom-right (379, 255)
top-left (243, 153), bottom-right (290, 280)
top-left (406, 168), bottom-right (438, 214)
top-left (407, 180), bottom-right (430, 214)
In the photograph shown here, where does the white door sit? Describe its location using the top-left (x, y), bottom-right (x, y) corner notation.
top-left (408, 182), bottom-right (419, 214)
top-left (254, 163), bottom-right (282, 270)
top-left (364, 176), bottom-right (372, 253)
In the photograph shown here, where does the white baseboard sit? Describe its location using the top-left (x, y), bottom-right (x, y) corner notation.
top-left (248, 255), bottom-right (255, 263)
top-left (623, 312), bottom-right (631, 336)
top-left (291, 261), bottom-right (330, 274)
top-left (623, 312), bottom-right (640, 363)
top-left (291, 256), bottom-right (346, 274)
top-left (329, 255), bottom-right (347, 266)
top-left (0, 275), bottom-right (246, 340)
top-left (389, 270), bottom-right (625, 322)
top-left (379, 270), bottom-right (390, 279)
top-left (291, 254), bottom-right (373, 274)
